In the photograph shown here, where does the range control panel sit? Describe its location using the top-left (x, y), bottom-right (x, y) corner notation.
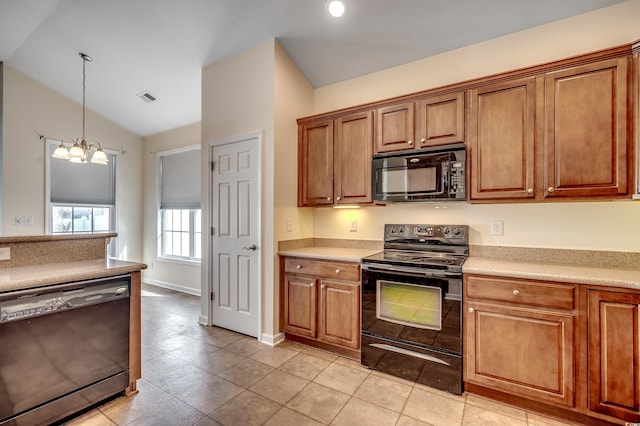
top-left (384, 224), bottom-right (468, 241)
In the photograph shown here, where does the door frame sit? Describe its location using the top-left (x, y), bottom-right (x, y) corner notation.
top-left (202, 130), bottom-right (263, 340)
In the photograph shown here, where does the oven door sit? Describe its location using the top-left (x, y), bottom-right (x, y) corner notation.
top-left (361, 263), bottom-right (461, 354)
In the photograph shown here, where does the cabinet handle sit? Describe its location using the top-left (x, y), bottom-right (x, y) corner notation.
top-left (407, 140), bottom-right (413, 145)
top-left (548, 187), bottom-right (554, 193)
top-left (513, 289), bottom-right (520, 295)
top-left (468, 307), bottom-right (474, 313)
top-left (335, 269), bottom-right (340, 274)
top-left (527, 188), bottom-right (533, 194)
top-left (296, 265), bottom-right (302, 269)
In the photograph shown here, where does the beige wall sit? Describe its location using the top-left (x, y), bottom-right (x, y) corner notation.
top-left (310, 0), bottom-right (640, 253)
top-left (142, 122), bottom-right (201, 294)
top-left (201, 40), bottom-right (277, 338)
top-left (1, 65), bottom-right (144, 261)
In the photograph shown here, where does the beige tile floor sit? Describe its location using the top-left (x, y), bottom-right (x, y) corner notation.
top-left (65, 285), bottom-right (583, 426)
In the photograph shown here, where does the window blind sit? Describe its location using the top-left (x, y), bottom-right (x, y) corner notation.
top-left (50, 150), bottom-right (116, 205)
top-left (160, 149), bottom-right (201, 209)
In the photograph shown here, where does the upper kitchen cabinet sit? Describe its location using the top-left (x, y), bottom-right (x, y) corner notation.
top-left (375, 102), bottom-right (415, 153)
top-left (298, 119), bottom-right (334, 206)
top-left (468, 77), bottom-right (537, 201)
top-left (334, 111), bottom-right (374, 205)
top-left (375, 92), bottom-right (465, 153)
top-left (417, 92), bottom-right (465, 148)
top-left (298, 111), bottom-right (374, 207)
top-left (543, 57), bottom-right (630, 199)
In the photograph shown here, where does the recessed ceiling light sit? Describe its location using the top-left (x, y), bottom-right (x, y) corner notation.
top-left (327, 0), bottom-right (346, 18)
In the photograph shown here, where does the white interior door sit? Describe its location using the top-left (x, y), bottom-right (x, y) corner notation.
top-left (210, 136), bottom-right (260, 337)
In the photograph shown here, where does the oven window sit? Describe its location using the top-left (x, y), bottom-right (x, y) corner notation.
top-left (376, 280), bottom-right (442, 330)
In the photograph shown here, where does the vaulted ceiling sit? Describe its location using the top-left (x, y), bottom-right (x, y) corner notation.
top-left (0, 0), bottom-right (627, 136)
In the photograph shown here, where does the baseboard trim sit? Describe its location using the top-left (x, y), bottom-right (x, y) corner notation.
top-left (198, 315), bottom-right (209, 326)
top-left (261, 332), bottom-right (285, 346)
top-left (142, 278), bottom-right (201, 297)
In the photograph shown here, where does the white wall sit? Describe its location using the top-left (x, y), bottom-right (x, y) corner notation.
top-left (310, 0), bottom-right (640, 253)
top-left (1, 65), bottom-right (144, 261)
top-left (142, 122), bottom-right (202, 294)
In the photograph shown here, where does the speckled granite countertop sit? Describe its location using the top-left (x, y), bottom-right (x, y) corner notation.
top-left (463, 257), bottom-right (640, 291)
top-left (278, 246), bottom-right (380, 262)
top-left (0, 259), bottom-right (147, 293)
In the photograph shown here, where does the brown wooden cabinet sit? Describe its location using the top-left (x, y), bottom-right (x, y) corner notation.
top-left (544, 57), bottom-right (630, 199)
top-left (417, 92), bottom-right (465, 148)
top-left (464, 275), bottom-right (576, 407)
top-left (468, 77), bottom-right (537, 201)
top-left (587, 289), bottom-right (640, 422)
top-left (375, 93), bottom-right (465, 153)
top-left (375, 102), bottom-right (415, 153)
top-left (298, 119), bottom-right (334, 206)
top-left (280, 256), bottom-right (361, 356)
top-left (298, 112), bottom-right (373, 207)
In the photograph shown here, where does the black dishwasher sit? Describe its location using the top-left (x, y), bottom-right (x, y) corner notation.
top-left (0, 275), bottom-right (131, 426)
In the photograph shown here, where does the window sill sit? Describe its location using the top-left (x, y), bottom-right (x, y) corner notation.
top-left (157, 256), bottom-right (201, 267)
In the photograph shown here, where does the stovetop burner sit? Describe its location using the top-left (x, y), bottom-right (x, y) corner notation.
top-left (362, 224), bottom-right (469, 272)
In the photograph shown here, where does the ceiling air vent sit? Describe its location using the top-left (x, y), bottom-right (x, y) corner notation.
top-left (137, 91), bottom-right (157, 103)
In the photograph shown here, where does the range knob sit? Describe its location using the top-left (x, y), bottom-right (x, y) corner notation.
top-left (452, 227), bottom-right (462, 236)
top-left (442, 226), bottom-right (450, 235)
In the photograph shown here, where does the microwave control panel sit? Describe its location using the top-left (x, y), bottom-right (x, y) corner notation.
top-left (449, 161), bottom-right (465, 195)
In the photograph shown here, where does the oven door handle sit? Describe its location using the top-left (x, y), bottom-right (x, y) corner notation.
top-left (362, 264), bottom-right (460, 279)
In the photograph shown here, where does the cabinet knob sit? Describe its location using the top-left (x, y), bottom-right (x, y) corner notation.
top-left (335, 269), bottom-right (340, 274)
top-left (468, 307), bottom-right (474, 313)
top-left (421, 138), bottom-right (426, 143)
top-left (407, 140), bottom-right (413, 145)
top-left (337, 196), bottom-right (341, 201)
top-left (513, 289), bottom-right (520, 296)
top-left (311, 282), bottom-right (315, 287)
top-left (321, 284), bottom-right (325, 289)
top-left (296, 265), bottom-right (302, 269)
top-left (327, 197), bottom-right (332, 201)
top-left (548, 187), bottom-right (554, 193)
top-left (527, 188), bottom-right (533, 194)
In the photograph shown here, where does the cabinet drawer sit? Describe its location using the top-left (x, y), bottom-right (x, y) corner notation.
top-left (284, 258), bottom-right (360, 282)
top-left (466, 275), bottom-right (575, 310)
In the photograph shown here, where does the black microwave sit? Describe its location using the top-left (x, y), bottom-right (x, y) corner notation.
top-left (371, 144), bottom-right (466, 202)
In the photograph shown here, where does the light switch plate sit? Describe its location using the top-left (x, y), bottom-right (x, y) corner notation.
top-left (350, 219), bottom-right (358, 232)
top-left (15, 216), bottom-right (33, 226)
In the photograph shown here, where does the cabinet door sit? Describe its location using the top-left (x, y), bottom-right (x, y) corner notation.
top-left (375, 102), bottom-right (415, 153)
top-left (283, 274), bottom-right (317, 338)
top-left (544, 57), bottom-right (629, 198)
top-left (465, 301), bottom-right (575, 407)
top-left (298, 120), bottom-right (334, 206)
top-left (335, 111), bottom-right (373, 204)
top-left (418, 92), bottom-right (465, 147)
top-left (468, 77), bottom-right (536, 201)
top-left (319, 279), bottom-right (360, 349)
top-left (588, 290), bottom-right (640, 421)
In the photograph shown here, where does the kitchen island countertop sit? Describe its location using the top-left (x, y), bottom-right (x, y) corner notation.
top-left (0, 258), bottom-right (147, 293)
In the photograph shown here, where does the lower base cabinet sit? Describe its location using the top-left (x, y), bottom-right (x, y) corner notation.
top-left (588, 289), bottom-right (640, 422)
top-left (280, 256), bottom-right (361, 356)
top-left (465, 273), bottom-right (640, 424)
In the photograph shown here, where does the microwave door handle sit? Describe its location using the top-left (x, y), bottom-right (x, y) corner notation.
top-left (362, 265), bottom-right (459, 279)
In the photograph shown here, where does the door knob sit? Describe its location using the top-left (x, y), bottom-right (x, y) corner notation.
top-left (243, 244), bottom-right (257, 251)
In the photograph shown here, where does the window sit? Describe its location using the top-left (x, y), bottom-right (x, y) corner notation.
top-left (159, 147), bottom-right (201, 262)
top-left (46, 140), bottom-right (117, 255)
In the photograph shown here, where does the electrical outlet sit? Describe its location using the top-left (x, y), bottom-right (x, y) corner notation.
top-left (15, 216), bottom-right (33, 226)
top-left (286, 219), bottom-right (293, 232)
top-left (0, 247), bottom-right (10, 261)
top-left (350, 219), bottom-right (358, 232)
top-left (490, 220), bottom-right (504, 236)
